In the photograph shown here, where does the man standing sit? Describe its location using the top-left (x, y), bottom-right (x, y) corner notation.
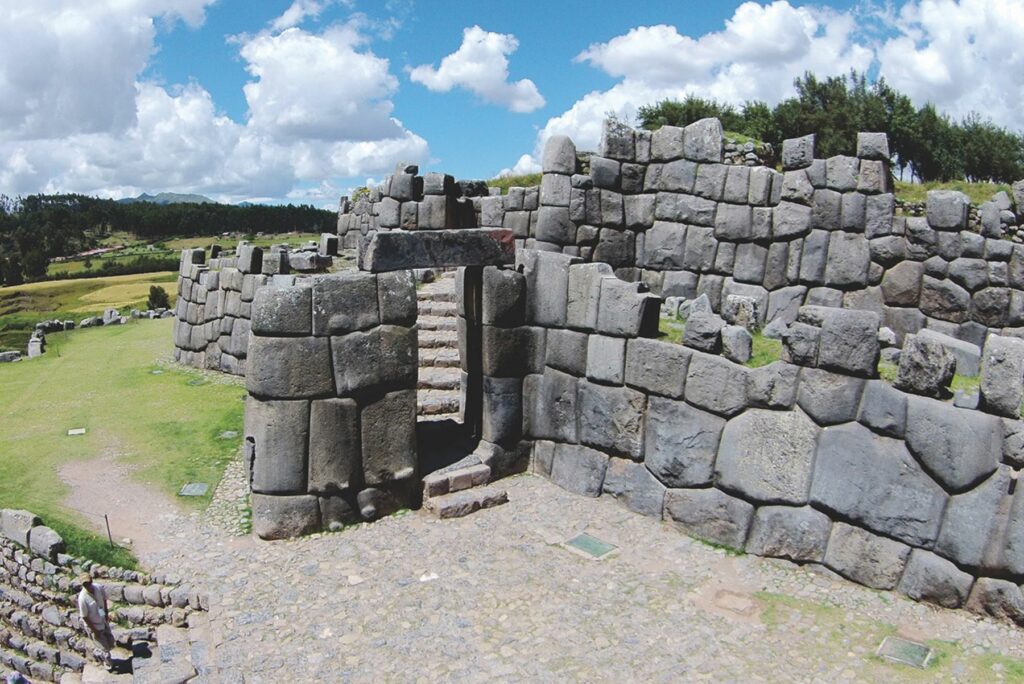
top-left (77, 572), bottom-right (115, 669)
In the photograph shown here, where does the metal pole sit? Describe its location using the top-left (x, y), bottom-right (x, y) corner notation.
top-left (104, 514), bottom-right (114, 548)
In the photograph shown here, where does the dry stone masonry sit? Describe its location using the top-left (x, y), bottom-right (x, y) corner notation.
top-left (171, 117), bottom-right (1024, 626)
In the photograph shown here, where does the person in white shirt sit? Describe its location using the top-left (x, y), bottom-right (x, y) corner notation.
top-left (77, 572), bottom-right (114, 668)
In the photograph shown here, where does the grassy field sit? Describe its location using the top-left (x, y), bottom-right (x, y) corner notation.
top-left (488, 173), bottom-right (542, 194)
top-left (894, 179), bottom-right (1013, 205)
top-left (0, 272), bottom-right (178, 351)
top-left (0, 319), bottom-right (245, 566)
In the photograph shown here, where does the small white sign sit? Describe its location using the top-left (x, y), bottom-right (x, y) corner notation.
top-left (67, 428), bottom-right (86, 436)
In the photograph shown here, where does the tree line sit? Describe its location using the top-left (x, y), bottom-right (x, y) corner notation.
top-left (636, 71), bottom-right (1024, 184)
top-left (0, 194), bottom-right (336, 285)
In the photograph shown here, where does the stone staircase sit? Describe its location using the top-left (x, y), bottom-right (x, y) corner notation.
top-left (421, 448), bottom-right (509, 520)
top-left (416, 272), bottom-right (461, 421)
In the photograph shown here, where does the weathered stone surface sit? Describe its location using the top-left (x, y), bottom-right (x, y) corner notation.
top-left (916, 328), bottom-right (981, 376)
top-left (857, 380), bottom-right (907, 438)
top-left (920, 276), bottom-right (970, 323)
top-left (716, 408), bottom-right (819, 505)
top-left (643, 221), bottom-right (687, 269)
top-left (545, 328), bottom-right (588, 376)
top-left (965, 578), bottom-right (1024, 625)
top-left (247, 398), bottom-right (310, 494)
top-left (523, 370), bottom-right (579, 443)
top-left (897, 549), bottom-right (973, 608)
top-left (536, 206), bottom-right (575, 243)
top-left (312, 272), bottom-right (379, 335)
top-left (857, 132), bottom-right (890, 160)
top-left (824, 232), bottom-right (870, 287)
top-left (549, 443), bottom-right (608, 497)
top-left (361, 229), bottom-right (515, 272)
top-left (603, 458), bottom-right (667, 518)
top-left (817, 308), bottom-right (879, 377)
top-left (307, 398), bottom-right (359, 494)
top-left (772, 201), bottom-right (812, 239)
top-left (693, 164), bottom-right (727, 200)
top-left (482, 376), bottom-right (523, 445)
top-left (811, 422), bottom-right (946, 546)
top-left (0, 510), bottom-right (39, 547)
top-left (521, 249), bottom-right (577, 327)
top-left (746, 506), bottom-right (831, 563)
top-left (567, 262), bottom-right (613, 331)
top-left (578, 381), bottom-right (646, 460)
top-left (247, 336), bottom-right (334, 399)
top-left (782, 134), bottom-right (814, 170)
top-left (655, 192), bottom-right (717, 226)
top-left (823, 522), bottom-right (910, 590)
top-left (766, 286), bottom-right (807, 326)
top-left (894, 334), bottom-right (955, 398)
top-left (796, 368), bottom-right (864, 425)
top-left (664, 488), bottom-right (754, 550)
top-left (658, 159), bottom-right (698, 193)
top-left (927, 190), bottom-right (970, 230)
top-left (948, 258), bottom-right (989, 292)
top-left (721, 325), bottom-right (752, 364)
top-left (811, 189), bottom-right (841, 230)
top-left (377, 270), bottom-right (417, 326)
top-left (683, 312), bottom-right (724, 353)
top-left (826, 156), bottom-right (859, 192)
top-left (981, 334), bottom-right (1024, 417)
top-left (540, 173), bottom-right (572, 206)
top-left (251, 285), bottom-right (312, 335)
top-left (935, 466), bottom-right (1011, 568)
top-left (596, 277), bottom-right (659, 337)
top-left (781, 322), bottom-right (820, 366)
top-left (880, 261), bottom-right (923, 306)
top-left (905, 395), bottom-right (1001, 492)
top-left (587, 334), bottom-right (626, 385)
top-left (747, 362), bottom-right (799, 409)
top-left (624, 337), bottom-right (690, 398)
top-left (542, 135), bottom-right (576, 174)
top-left (320, 496), bottom-right (359, 530)
top-left (482, 325), bottom-right (541, 377)
top-left (27, 526), bottom-right (64, 561)
top-left (683, 117), bottom-right (723, 162)
top-left (972, 286), bottom-right (1010, 326)
top-left (684, 352), bottom-right (748, 416)
top-left (251, 494), bottom-right (321, 540)
top-left (714, 203), bottom-right (752, 241)
top-left (330, 328), bottom-right (412, 394)
top-left (644, 398), bottom-right (724, 488)
top-left (361, 390), bottom-right (416, 485)
top-left (651, 125), bottom-right (685, 161)
top-left (798, 230), bottom-right (829, 284)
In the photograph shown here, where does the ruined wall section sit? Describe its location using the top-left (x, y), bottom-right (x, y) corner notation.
top-left (243, 270), bottom-right (420, 539)
top-left (500, 249), bottom-right (1024, 616)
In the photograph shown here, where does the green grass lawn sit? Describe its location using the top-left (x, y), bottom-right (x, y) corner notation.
top-left (894, 179), bottom-right (1013, 206)
top-left (0, 271), bottom-right (178, 351)
top-left (658, 315), bottom-right (782, 368)
top-left (0, 319), bottom-right (245, 567)
top-left (487, 173), bottom-right (542, 194)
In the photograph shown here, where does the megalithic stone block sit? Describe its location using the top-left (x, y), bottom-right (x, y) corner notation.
top-left (361, 390), bottom-right (416, 486)
top-left (251, 494), bottom-right (321, 540)
top-left (308, 398), bottom-right (360, 494)
top-left (359, 229), bottom-right (516, 272)
top-left (246, 398), bottom-right (310, 494)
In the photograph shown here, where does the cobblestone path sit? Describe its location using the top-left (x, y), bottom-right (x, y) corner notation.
top-left (148, 461), bottom-right (1024, 683)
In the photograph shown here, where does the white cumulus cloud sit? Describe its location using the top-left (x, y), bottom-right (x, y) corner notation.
top-left (408, 25), bottom-right (545, 113)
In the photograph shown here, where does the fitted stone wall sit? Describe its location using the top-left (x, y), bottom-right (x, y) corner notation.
top-left (339, 119), bottom-right (1024, 349)
top-left (244, 270), bottom-right (420, 539)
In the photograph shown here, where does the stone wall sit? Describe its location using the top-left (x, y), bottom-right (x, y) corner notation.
top-left (338, 119), bottom-right (1024, 349)
top-left (0, 509), bottom-right (208, 682)
top-left (244, 270), bottom-right (420, 539)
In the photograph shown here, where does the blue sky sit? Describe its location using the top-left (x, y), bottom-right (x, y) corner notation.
top-left (0, 1), bottom-right (1020, 207)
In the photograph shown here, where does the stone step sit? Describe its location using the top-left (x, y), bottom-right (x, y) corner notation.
top-left (79, 663), bottom-right (133, 683)
top-left (417, 367), bottom-right (460, 390)
top-left (132, 626), bottom-right (195, 684)
top-left (185, 613), bottom-right (216, 682)
top-left (419, 348), bottom-right (461, 368)
top-left (417, 301), bottom-right (457, 317)
top-left (423, 485), bottom-right (509, 519)
top-left (1, 643), bottom-right (66, 682)
top-left (418, 330), bottom-right (457, 348)
top-left (417, 390), bottom-right (460, 416)
top-left (416, 315), bottom-right (457, 331)
top-left (423, 461), bottom-right (490, 498)
top-left (417, 412), bottom-right (461, 423)
top-left (416, 289), bottom-right (455, 303)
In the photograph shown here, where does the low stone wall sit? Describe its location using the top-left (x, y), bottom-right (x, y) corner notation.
top-left (244, 270), bottom-right (420, 539)
top-left (0, 509), bottom-right (208, 682)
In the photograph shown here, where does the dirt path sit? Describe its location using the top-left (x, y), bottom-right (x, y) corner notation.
top-left (59, 454), bottom-right (183, 560)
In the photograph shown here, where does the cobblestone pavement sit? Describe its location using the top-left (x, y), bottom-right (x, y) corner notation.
top-left (147, 461), bottom-right (1024, 683)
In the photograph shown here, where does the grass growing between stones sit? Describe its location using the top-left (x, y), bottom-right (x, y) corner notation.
top-left (0, 271), bottom-right (178, 351)
top-left (487, 173), bottom-right (542, 193)
top-left (746, 334), bottom-right (782, 368)
top-left (755, 591), bottom-right (1024, 682)
top-left (894, 180), bottom-right (1013, 205)
top-left (0, 319), bottom-right (245, 566)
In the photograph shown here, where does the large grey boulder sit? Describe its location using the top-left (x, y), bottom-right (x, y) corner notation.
top-left (542, 135), bottom-right (576, 174)
top-left (246, 335), bottom-right (334, 399)
top-left (482, 376), bottom-right (523, 446)
top-left (897, 549), bottom-right (973, 608)
top-left (377, 269), bottom-right (417, 326)
top-left (311, 272), bottom-right (379, 335)
top-left (252, 494), bottom-right (321, 540)
top-left (247, 398), bottom-right (311, 494)
top-left (796, 368), bottom-right (865, 425)
top-left (664, 488), bottom-right (754, 550)
top-left (935, 466), bottom-right (1011, 568)
top-left (857, 380), bottom-right (907, 438)
top-left (721, 325), bottom-right (752, 364)
top-left (916, 328), bottom-right (981, 376)
top-left (684, 353), bottom-right (749, 417)
top-left (0, 509), bottom-right (40, 547)
top-left (715, 408), bottom-right (819, 505)
top-left (904, 395), bottom-right (1001, 492)
top-left (567, 262), bottom-right (614, 330)
top-left (781, 322), bottom-right (820, 366)
top-left (747, 362), bottom-right (800, 409)
top-left (823, 522), bottom-right (911, 590)
top-left (782, 134), bottom-right (814, 170)
top-left (624, 337), bottom-right (690, 398)
top-left (745, 505), bottom-right (831, 563)
top-left (894, 334), bottom-right (955, 398)
top-left (307, 399), bottom-right (360, 494)
top-left (550, 443), bottom-right (609, 497)
top-left (965, 578), bottom-right (1024, 625)
top-left (683, 312), bottom-right (724, 352)
top-left (810, 422), bottom-right (946, 546)
top-left (856, 132), bottom-right (890, 160)
top-left (981, 334), bottom-right (1024, 417)
top-left (602, 458), bottom-right (667, 518)
top-left (644, 398), bottom-right (724, 487)
top-left (920, 276), bottom-right (970, 323)
top-left (361, 390), bottom-right (416, 486)
top-left (28, 526), bottom-right (65, 561)
top-left (926, 190), bottom-right (970, 230)
top-left (817, 308), bottom-right (879, 377)
top-left (578, 381), bottom-right (646, 460)
top-left (683, 118), bottom-right (723, 163)
top-left (523, 370), bottom-right (579, 443)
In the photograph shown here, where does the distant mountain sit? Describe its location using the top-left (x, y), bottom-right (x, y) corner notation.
top-left (117, 192), bottom-right (215, 205)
